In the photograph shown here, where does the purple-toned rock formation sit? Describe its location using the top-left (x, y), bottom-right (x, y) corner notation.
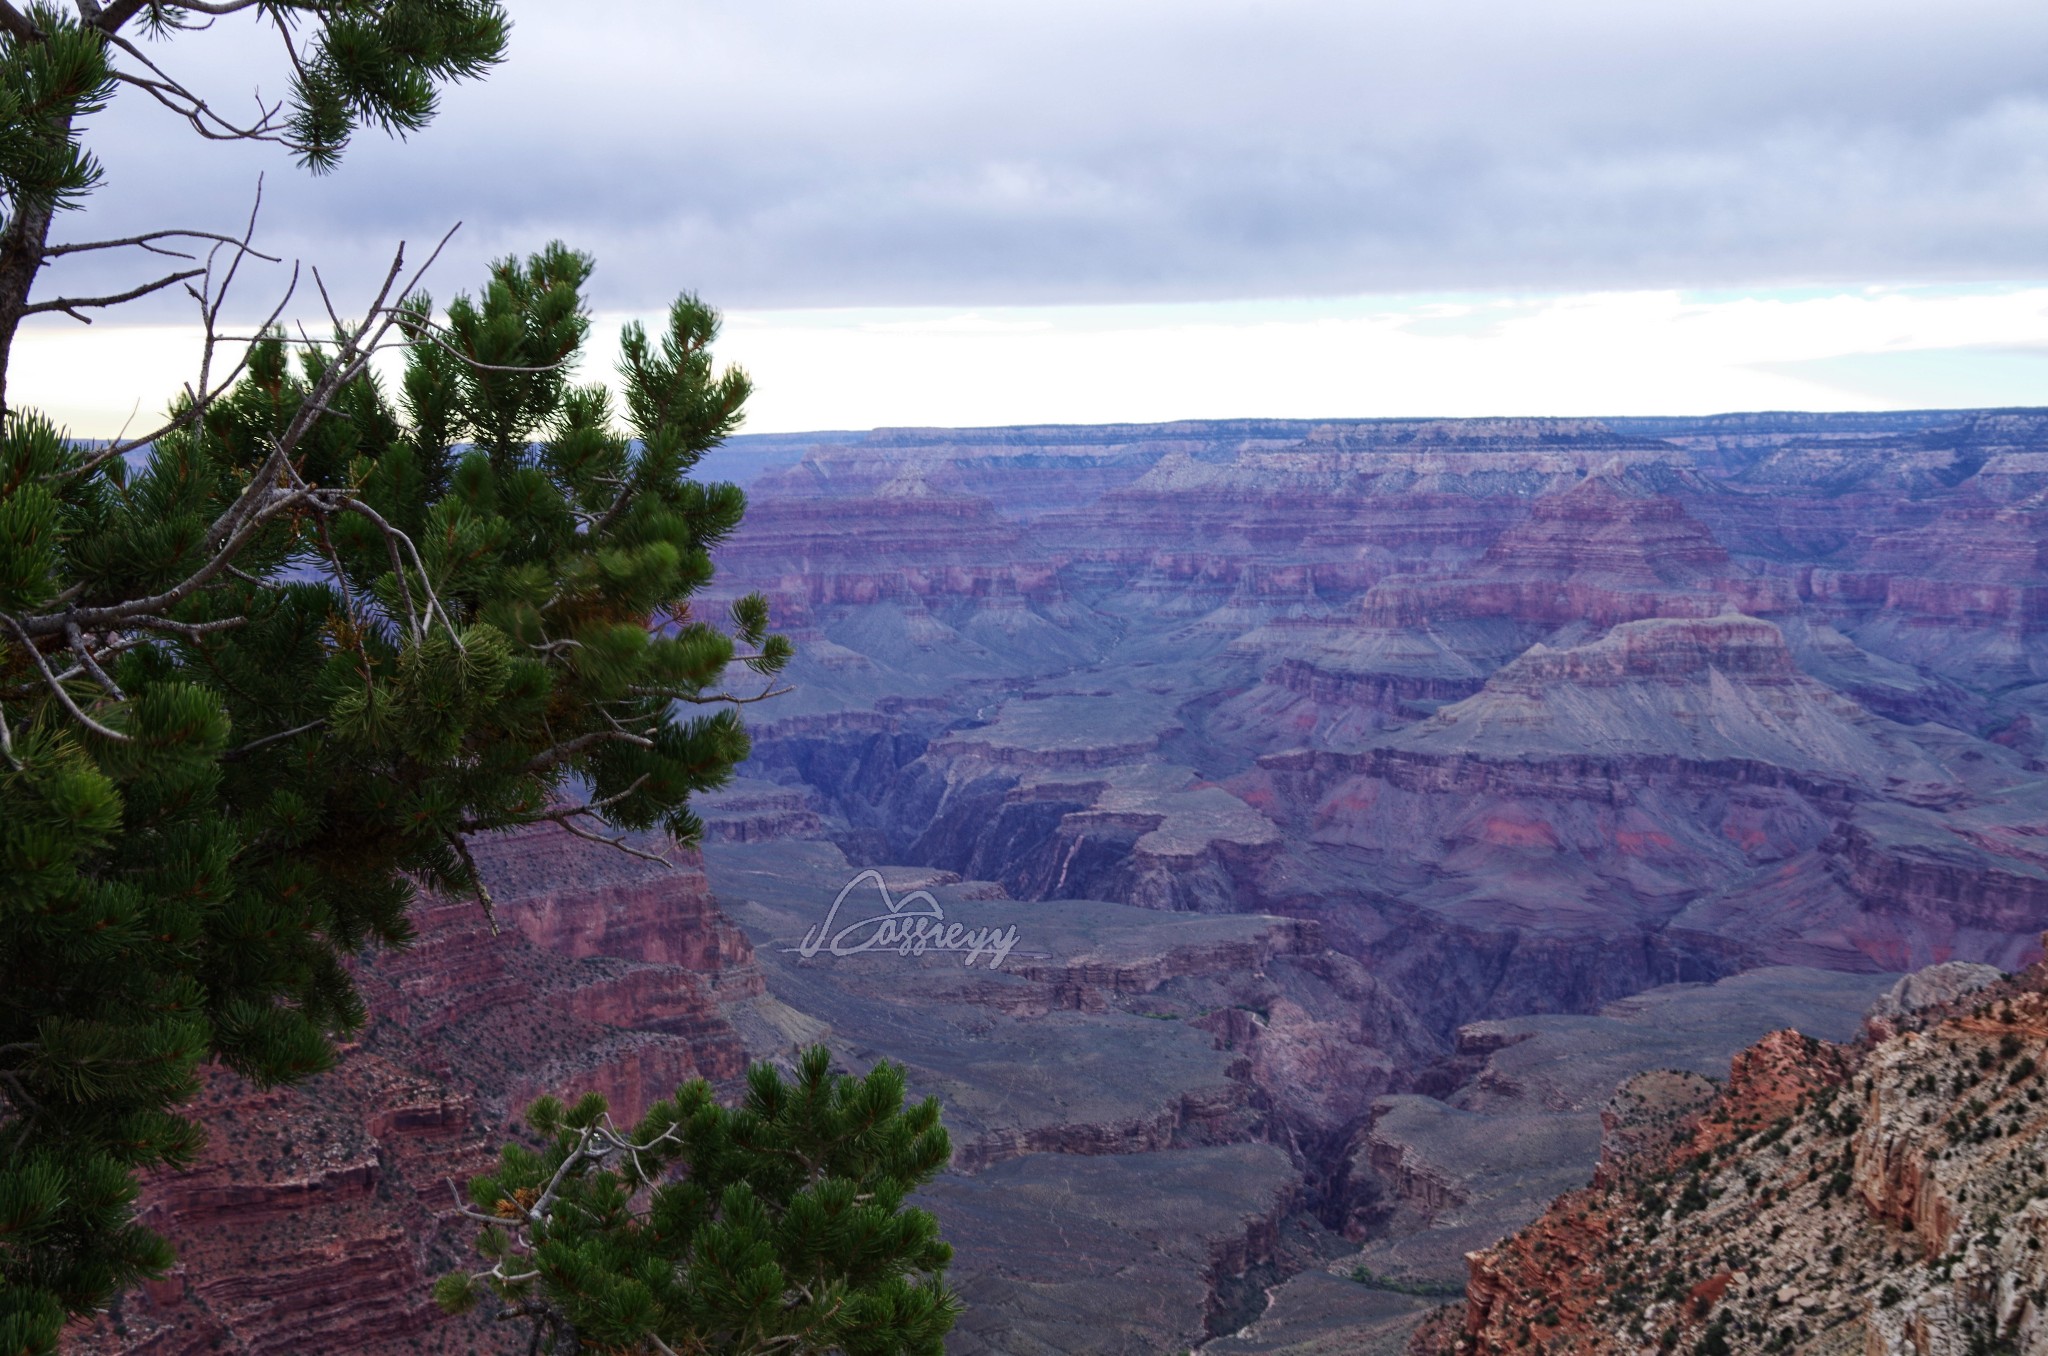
top-left (85, 409), bottom-right (2048, 1353)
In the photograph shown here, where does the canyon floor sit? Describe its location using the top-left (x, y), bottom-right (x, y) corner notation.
top-left (78, 409), bottom-right (2048, 1352)
top-left (699, 838), bottom-right (1894, 1354)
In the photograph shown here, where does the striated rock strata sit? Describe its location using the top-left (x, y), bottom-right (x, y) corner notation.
top-left (76, 825), bottom-right (758, 1355)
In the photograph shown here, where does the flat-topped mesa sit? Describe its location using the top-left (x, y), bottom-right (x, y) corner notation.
top-left (747, 420), bottom-right (1317, 516)
top-left (739, 490), bottom-right (1015, 537)
top-left (1485, 613), bottom-right (1800, 689)
top-left (1307, 417), bottom-right (1641, 446)
top-left (702, 482), bottom-right (1050, 599)
top-left (740, 472), bottom-right (1004, 525)
top-left (1376, 613), bottom-right (1897, 779)
top-left (1113, 434), bottom-right (1693, 503)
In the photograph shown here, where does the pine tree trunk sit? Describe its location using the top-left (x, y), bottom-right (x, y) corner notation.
top-left (0, 188), bottom-right (58, 421)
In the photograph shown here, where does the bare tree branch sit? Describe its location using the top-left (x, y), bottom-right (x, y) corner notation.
top-left (445, 831), bottom-right (499, 937)
top-left (220, 718), bottom-right (323, 763)
top-left (65, 620), bottom-right (125, 699)
top-left (535, 816), bottom-right (672, 867)
top-left (24, 266), bottom-right (205, 321)
top-left (54, 188), bottom-right (297, 483)
top-left (514, 730), bottom-right (656, 778)
top-left (44, 229), bottom-right (281, 262)
top-left (664, 684), bottom-right (795, 707)
top-left (333, 496), bottom-right (470, 648)
top-left (0, 611), bottom-right (130, 742)
top-left (129, 614), bottom-right (246, 639)
top-left (458, 778), bottom-right (669, 865)
top-left (102, 29), bottom-right (291, 145)
top-left (96, 0), bottom-right (270, 27)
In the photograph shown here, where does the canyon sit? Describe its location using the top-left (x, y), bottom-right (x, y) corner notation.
top-left (77, 409), bottom-right (2048, 1353)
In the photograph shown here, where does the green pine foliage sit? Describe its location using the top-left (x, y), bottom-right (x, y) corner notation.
top-left (0, 8), bottom-right (917, 1353)
top-left (0, 245), bottom-right (789, 1352)
top-left (0, 7), bottom-right (115, 216)
top-left (439, 1048), bottom-right (961, 1355)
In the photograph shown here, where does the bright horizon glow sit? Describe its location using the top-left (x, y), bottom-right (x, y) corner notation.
top-left (19, 281), bottom-right (2048, 439)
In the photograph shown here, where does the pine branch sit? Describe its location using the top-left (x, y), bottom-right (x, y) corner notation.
top-left (0, 2), bottom-right (44, 42)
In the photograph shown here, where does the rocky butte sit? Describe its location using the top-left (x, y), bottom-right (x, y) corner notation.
top-left (75, 409), bottom-right (2048, 1352)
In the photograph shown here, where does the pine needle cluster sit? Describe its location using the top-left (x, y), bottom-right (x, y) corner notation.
top-left (438, 1049), bottom-right (961, 1356)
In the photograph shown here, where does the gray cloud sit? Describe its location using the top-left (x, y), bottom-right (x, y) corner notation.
top-left (37, 0), bottom-right (2048, 320)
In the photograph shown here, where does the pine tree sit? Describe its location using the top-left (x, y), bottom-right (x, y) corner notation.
top-left (437, 1048), bottom-right (961, 1356)
top-left (0, 11), bottom-right (822, 1351)
top-left (1, 239), bottom-right (791, 1353)
top-left (2, 7), bottom-right (520, 1351)
top-left (0, 2), bottom-right (512, 415)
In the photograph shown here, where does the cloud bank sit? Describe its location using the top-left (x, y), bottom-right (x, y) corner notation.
top-left (42, 0), bottom-right (2048, 313)
top-left (25, 286), bottom-right (2048, 436)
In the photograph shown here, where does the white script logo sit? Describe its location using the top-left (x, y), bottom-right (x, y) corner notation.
top-left (795, 869), bottom-right (1022, 969)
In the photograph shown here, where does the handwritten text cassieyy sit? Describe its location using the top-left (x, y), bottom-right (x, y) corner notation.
top-left (795, 869), bottom-right (1022, 969)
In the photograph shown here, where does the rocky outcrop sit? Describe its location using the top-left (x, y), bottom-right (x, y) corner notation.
top-left (1866, 960), bottom-right (2006, 1039)
top-left (82, 1053), bottom-right (489, 1355)
top-left (1414, 953), bottom-right (2048, 1356)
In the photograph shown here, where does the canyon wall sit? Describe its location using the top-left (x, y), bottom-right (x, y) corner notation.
top-left (77, 827), bottom-right (758, 1355)
top-left (710, 412), bottom-right (2048, 1027)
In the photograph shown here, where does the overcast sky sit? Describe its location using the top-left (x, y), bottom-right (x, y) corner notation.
top-left (20, 0), bottom-right (2048, 431)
